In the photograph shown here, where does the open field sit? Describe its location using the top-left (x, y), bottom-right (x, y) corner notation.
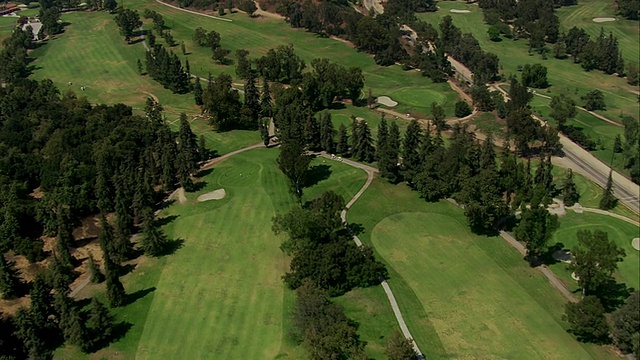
top-left (468, 112), bottom-right (506, 136)
top-left (549, 212), bottom-right (639, 292)
top-left (418, 1), bottom-right (639, 121)
top-left (349, 178), bottom-right (621, 359)
top-left (118, 0), bottom-right (460, 118)
top-left (56, 149), bottom-right (401, 359)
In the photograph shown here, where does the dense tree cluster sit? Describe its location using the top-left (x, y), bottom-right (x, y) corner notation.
top-left (291, 280), bottom-right (367, 359)
top-left (145, 44), bottom-right (191, 94)
top-left (561, 28), bottom-right (625, 75)
top-left (273, 191), bottom-right (387, 296)
top-left (615, 0), bottom-right (639, 20)
top-left (385, 0), bottom-right (436, 16)
top-left (521, 63), bottom-right (548, 88)
top-left (0, 25), bottom-right (34, 84)
top-left (437, 16), bottom-right (500, 83)
top-left (114, 7), bottom-right (142, 43)
top-left (255, 44), bottom-right (305, 84)
top-left (620, 115), bottom-right (640, 184)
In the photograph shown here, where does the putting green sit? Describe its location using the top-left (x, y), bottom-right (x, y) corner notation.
top-left (372, 211), bottom-right (615, 359)
top-left (551, 212), bottom-right (640, 291)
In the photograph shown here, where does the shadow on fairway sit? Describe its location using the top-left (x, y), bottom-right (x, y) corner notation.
top-left (125, 286), bottom-right (157, 306)
top-left (155, 214), bottom-right (179, 227)
top-left (191, 181), bottom-right (208, 192)
top-left (304, 164), bottom-right (332, 188)
top-left (161, 238), bottom-right (185, 256)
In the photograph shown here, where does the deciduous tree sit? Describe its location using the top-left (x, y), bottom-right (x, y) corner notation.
top-left (570, 230), bottom-right (625, 296)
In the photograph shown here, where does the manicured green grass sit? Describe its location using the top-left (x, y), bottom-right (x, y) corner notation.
top-left (349, 178), bottom-right (620, 359)
top-left (117, 0), bottom-right (460, 117)
top-left (55, 148), bottom-right (393, 359)
top-left (0, 16), bottom-right (17, 43)
top-left (469, 112), bottom-right (506, 136)
top-left (549, 212), bottom-right (640, 292)
top-left (418, 2), bottom-right (639, 121)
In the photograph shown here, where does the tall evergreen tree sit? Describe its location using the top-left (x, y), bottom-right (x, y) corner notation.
top-left (336, 123), bottom-right (350, 157)
top-left (99, 216), bottom-right (117, 264)
top-left (87, 252), bottom-right (103, 283)
top-left (177, 113), bottom-right (199, 173)
top-left (402, 120), bottom-right (422, 183)
top-left (86, 298), bottom-right (115, 348)
top-left (515, 206), bottom-right (559, 265)
top-left (56, 211), bottom-right (75, 270)
top-left (376, 117), bottom-right (389, 163)
top-left (599, 171), bottom-right (617, 210)
top-left (303, 114), bottom-right (321, 150)
top-left (377, 117), bottom-right (399, 182)
top-left (319, 110), bottom-right (335, 154)
top-left (198, 135), bottom-right (208, 162)
top-left (430, 102), bottom-right (446, 131)
top-left (562, 169), bottom-right (580, 206)
top-left (194, 76), bottom-right (203, 106)
top-left (104, 255), bottom-right (126, 308)
top-left (352, 120), bottom-right (375, 162)
top-left (0, 254), bottom-right (20, 299)
top-left (260, 79), bottom-right (272, 118)
top-left (140, 206), bottom-right (168, 257)
top-left (241, 72), bottom-right (260, 128)
top-left (55, 292), bottom-right (87, 350)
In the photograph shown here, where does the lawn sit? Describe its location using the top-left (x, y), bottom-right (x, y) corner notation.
top-left (348, 178), bottom-right (621, 359)
top-left (549, 212), bottom-right (640, 293)
top-left (418, 1), bottom-right (639, 122)
top-left (55, 148), bottom-right (401, 359)
top-left (468, 111), bottom-right (506, 136)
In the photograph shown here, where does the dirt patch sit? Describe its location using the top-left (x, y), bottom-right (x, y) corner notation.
top-left (173, 187), bottom-right (187, 204)
top-left (197, 188), bottom-right (226, 202)
top-left (632, 238), bottom-right (640, 251)
top-left (376, 96), bottom-right (398, 107)
top-left (450, 9), bottom-right (471, 13)
top-left (592, 17), bottom-right (616, 22)
top-left (142, 91), bottom-right (159, 103)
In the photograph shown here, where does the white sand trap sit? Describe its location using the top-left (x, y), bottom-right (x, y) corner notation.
top-left (592, 17), bottom-right (616, 22)
top-left (571, 272), bottom-right (580, 281)
top-left (450, 9), bottom-right (471, 13)
top-left (197, 189), bottom-right (226, 202)
top-left (377, 96), bottom-right (398, 107)
top-left (632, 238), bottom-right (640, 251)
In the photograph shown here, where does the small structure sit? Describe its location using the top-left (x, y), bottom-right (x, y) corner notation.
top-left (0, 3), bottom-right (20, 16)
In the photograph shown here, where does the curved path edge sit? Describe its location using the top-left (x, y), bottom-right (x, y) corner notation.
top-left (155, 0), bottom-right (233, 22)
top-left (318, 152), bottom-right (425, 359)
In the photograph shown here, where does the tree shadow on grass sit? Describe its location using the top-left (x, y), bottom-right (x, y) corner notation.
top-left (196, 168), bottom-right (214, 178)
top-left (191, 180), bottom-right (208, 192)
top-left (87, 321), bottom-right (133, 353)
top-left (155, 214), bottom-right (179, 227)
top-left (346, 222), bottom-right (365, 237)
top-left (304, 164), bottom-right (332, 188)
top-left (125, 287), bottom-right (156, 306)
top-left (157, 199), bottom-right (176, 212)
top-left (540, 242), bottom-right (565, 265)
top-left (161, 238), bottom-right (185, 256)
top-left (595, 280), bottom-right (633, 312)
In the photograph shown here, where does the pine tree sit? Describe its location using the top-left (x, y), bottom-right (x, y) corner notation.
top-left (29, 273), bottom-right (53, 331)
top-left (55, 292), bottom-right (87, 349)
top-left (50, 254), bottom-right (74, 295)
top-left (336, 123), bottom-right (350, 157)
top-left (198, 135), bottom-right (208, 162)
top-left (56, 212), bottom-right (75, 270)
top-left (140, 207), bottom-right (168, 257)
top-left (376, 116), bottom-right (389, 163)
top-left (99, 216), bottom-right (116, 264)
top-left (352, 120), bottom-right (375, 162)
top-left (87, 252), bottom-right (103, 283)
top-left (319, 110), bottom-right (335, 154)
top-left (104, 255), bottom-right (126, 308)
top-left (86, 298), bottom-right (114, 348)
top-left (402, 120), bottom-right (422, 183)
top-left (260, 120), bottom-right (270, 146)
top-left (260, 79), bottom-right (272, 118)
top-left (480, 133), bottom-right (497, 171)
top-left (14, 307), bottom-right (48, 359)
top-left (178, 113), bottom-right (199, 173)
top-left (562, 169), bottom-right (580, 206)
top-left (304, 114), bottom-right (321, 150)
top-left (194, 76), bottom-right (204, 106)
top-left (430, 102), bottom-right (446, 131)
top-left (242, 72), bottom-right (260, 127)
top-left (0, 254), bottom-right (20, 299)
top-left (599, 171), bottom-right (617, 210)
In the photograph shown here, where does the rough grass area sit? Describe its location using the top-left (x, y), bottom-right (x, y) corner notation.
top-left (418, 1), bottom-right (638, 121)
top-left (349, 178), bottom-right (621, 359)
top-left (55, 149), bottom-right (401, 359)
top-left (550, 212), bottom-right (640, 292)
top-left (468, 112), bottom-right (506, 136)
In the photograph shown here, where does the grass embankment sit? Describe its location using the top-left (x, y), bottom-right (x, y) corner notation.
top-left (57, 149), bottom-right (399, 359)
top-left (549, 212), bottom-right (639, 293)
top-left (348, 178), bottom-right (621, 359)
top-left (418, 1), bottom-right (639, 122)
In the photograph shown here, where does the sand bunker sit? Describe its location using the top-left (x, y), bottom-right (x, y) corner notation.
top-left (450, 9), bottom-right (471, 13)
top-left (197, 189), bottom-right (226, 202)
top-left (632, 238), bottom-right (640, 251)
top-left (571, 272), bottom-right (580, 281)
top-left (377, 96), bottom-right (398, 107)
top-left (592, 17), bottom-right (616, 22)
